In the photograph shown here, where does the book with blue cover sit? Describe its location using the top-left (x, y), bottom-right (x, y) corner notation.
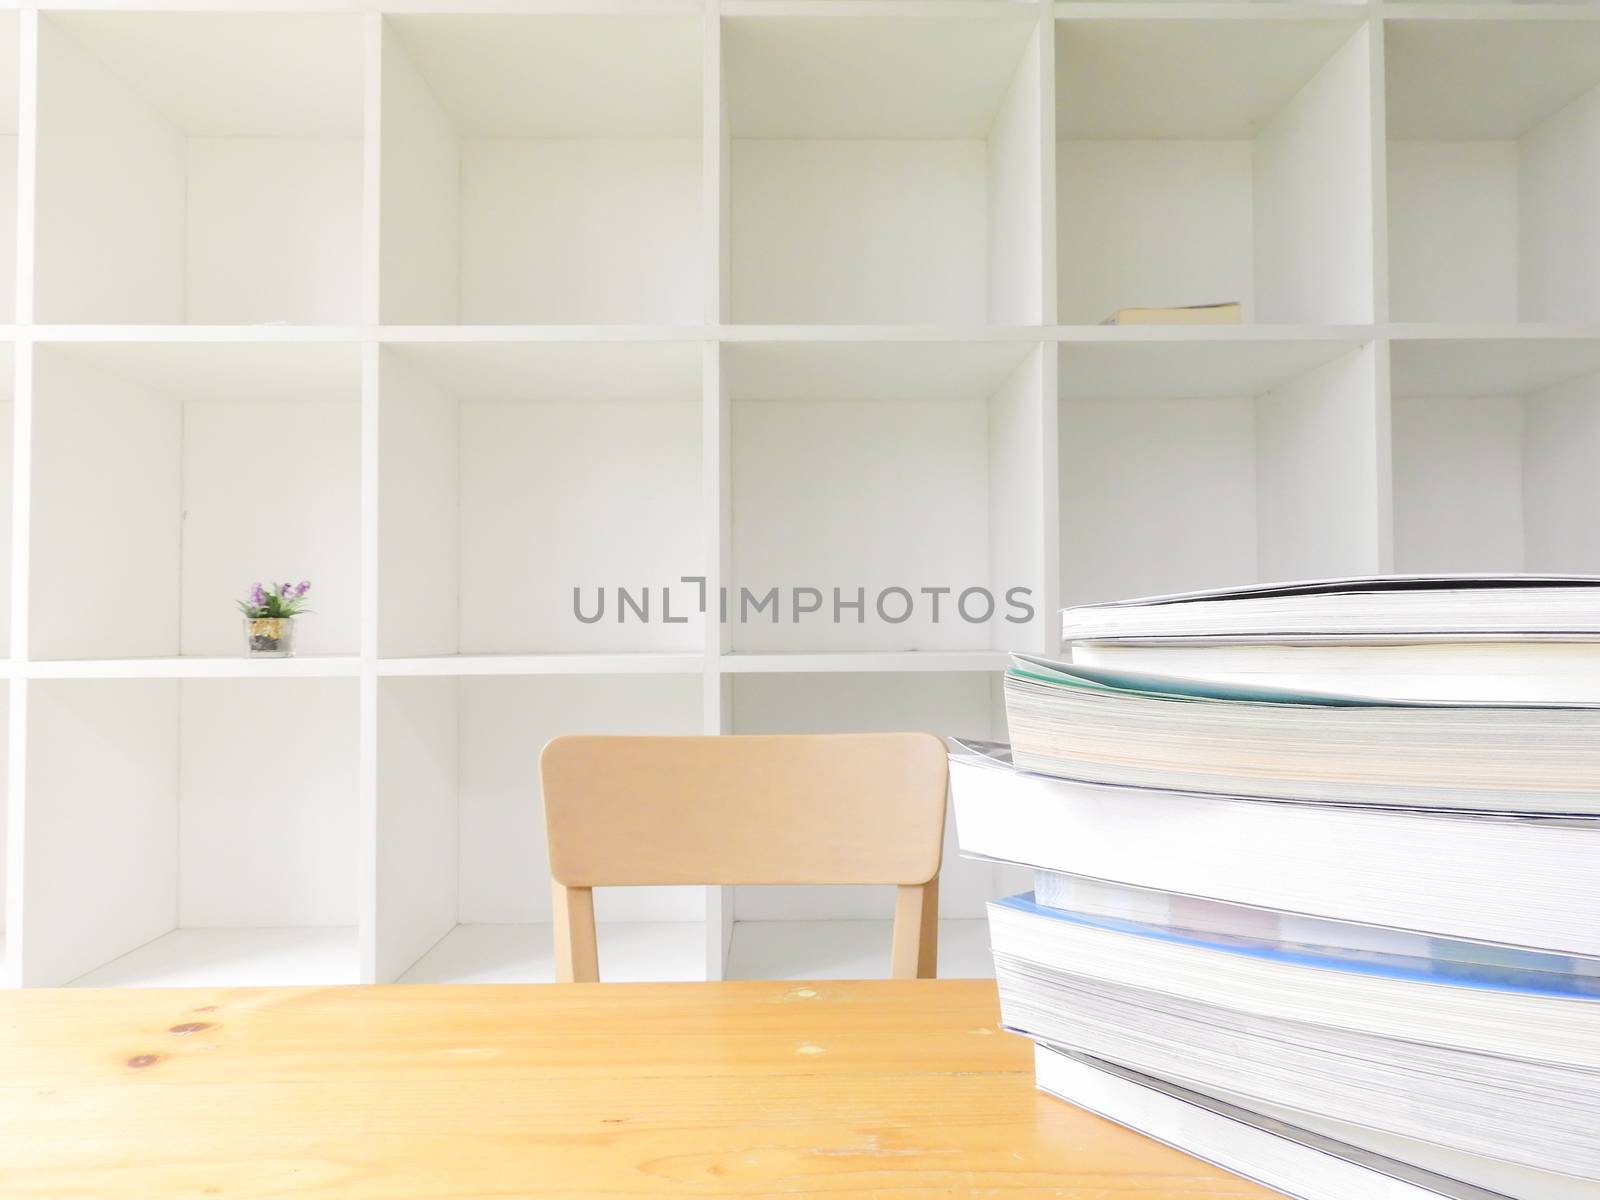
top-left (991, 891), bottom-right (1600, 1187)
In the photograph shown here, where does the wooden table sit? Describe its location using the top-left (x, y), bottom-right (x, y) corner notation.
top-left (0, 978), bottom-right (1278, 1198)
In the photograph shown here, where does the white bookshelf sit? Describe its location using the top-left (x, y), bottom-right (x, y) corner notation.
top-left (2, 1), bottom-right (1597, 988)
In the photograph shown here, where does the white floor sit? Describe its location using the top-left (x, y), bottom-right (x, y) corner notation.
top-left (58, 919), bottom-right (994, 987)
top-left (399, 921), bottom-right (708, 984)
top-left (401, 918), bottom-right (992, 984)
top-left (69, 927), bottom-right (359, 988)
top-left (727, 919), bottom-right (994, 981)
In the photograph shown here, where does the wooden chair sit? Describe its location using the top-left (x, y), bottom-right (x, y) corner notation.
top-left (541, 732), bottom-right (949, 983)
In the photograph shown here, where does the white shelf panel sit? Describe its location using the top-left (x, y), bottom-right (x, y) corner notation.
top-left (719, 651), bottom-right (1009, 673)
top-left (378, 324), bottom-right (706, 343)
top-left (27, 656), bottom-right (361, 679)
top-left (385, 338), bottom-right (700, 404)
top-left (1058, 337), bottom-right (1364, 399)
top-left (31, 325), bottom-right (366, 343)
top-left (719, 325), bottom-right (1048, 343)
top-left (68, 927), bottom-right (358, 988)
top-left (398, 922), bottom-right (708, 984)
top-left (725, 11), bottom-right (1038, 140)
top-left (725, 339), bottom-right (1035, 402)
top-left (1056, 15), bottom-right (1363, 140)
top-left (1391, 337), bottom-right (1600, 397)
top-left (1052, 323), bottom-right (1374, 342)
top-left (1387, 322), bottom-right (1600, 341)
top-left (379, 653), bottom-right (706, 677)
top-left (726, 919), bottom-right (994, 981)
top-left (1387, 17), bottom-right (1600, 140)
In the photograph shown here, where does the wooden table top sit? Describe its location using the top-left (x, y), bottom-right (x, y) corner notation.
top-left (0, 978), bottom-right (1279, 1198)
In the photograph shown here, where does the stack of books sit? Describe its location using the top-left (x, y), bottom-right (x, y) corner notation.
top-left (953, 575), bottom-right (1600, 1200)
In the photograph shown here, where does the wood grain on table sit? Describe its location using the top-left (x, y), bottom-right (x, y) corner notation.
top-left (0, 978), bottom-right (1279, 1198)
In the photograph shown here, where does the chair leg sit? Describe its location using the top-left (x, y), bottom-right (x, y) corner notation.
top-left (553, 883), bottom-right (599, 983)
top-left (890, 878), bottom-right (939, 980)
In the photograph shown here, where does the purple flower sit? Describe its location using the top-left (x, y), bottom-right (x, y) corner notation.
top-left (250, 583), bottom-right (266, 608)
top-left (293, 581), bottom-right (311, 599)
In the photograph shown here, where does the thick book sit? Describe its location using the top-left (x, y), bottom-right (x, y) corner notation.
top-left (1033, 1047), bottom-right (1597, 1200)
top-left (1003, 655), bottom-right (1600, 815)
top-left (949, 741), bottom-right (1600, 957)
top-left (1101, 302), bottom-right (1242, 325)
top-left (987, 893), bottom-right (1600, 1069)
top-left (999, 948), bottom-right (1600, 1178)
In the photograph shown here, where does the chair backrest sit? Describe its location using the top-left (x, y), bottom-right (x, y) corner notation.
top-left (541, 732), bottom-right (949, 982)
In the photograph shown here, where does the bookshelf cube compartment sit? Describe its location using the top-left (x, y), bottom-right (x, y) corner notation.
top-left (30, 342), bottom-right (361, 662)
top-left (1387, 20), bottom-right (1600, 323)
top-left (1058, 339), bottom-right (1381, 605)
top-left (726, 14), bottom-right (1043, 324)
top-left (24, 678), bottom-right (358, 987)
top-left (379, 341), bottom-right (704, 658)
top-left (380, 15), bottom-right (702, 325)
top-left (375, 673), bottom-right (705, 984)
top-left (1391, 338), bottom-right (1600, 572)
top-left (724, 671), bottom-right (1012, 971)
top-left (35, 13), bottom-right (364, 325)
top-left (1056, 16), bottom-right (1373, 325)
top-left (726, 341), bottom-right (1048, 655)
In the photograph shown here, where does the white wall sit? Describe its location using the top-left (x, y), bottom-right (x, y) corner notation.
top-left (379, 24), bottom-right (460, 325)
top-left (1256, 346), bottom-right (1382, 581)
top-left (25, 681), bottom-right (179, 986)
top-left (456, 675), bottom-right (703, 928)
top-left (729, 671), bottom-right (1000, 921)
top-left (178, 680), bottom-right (357, 927)
top-left (377, 355), bottom-right (459, 657)
top-left (1520, 83), bottom-right (1600, 324)
top-left (180, 397), bottom-right (361, 657)
top-left (375, 677), bottom-right (458, 981)
top-left (1058, 141), bottom-right (1253, 325)
top-left (732, 398), bottom-right (991, 652)
top-left (461, 140), bottom-right (700, 324)
top-left (732, 140), bottom-right (987, 324)
top-left (1388, 142), bottom-right (1518, 323)
top-left (1524, 373), bottom-right (1600, 572)
top-left (1060, 396), bottom-right (1258, 605)
top-left (987, 29), bottom-right (1042, 325)
top-left (459, 399), bottom-right (702, 654)
top-left (35, 18), bottom-right (185, 323)
top-left (1392, 395), bottom-right (1525, 572)
top-left (185, 137), bottom-right (362, 324)
top-left (1253, 28), bottom-right (1373, 323)
top-left (30, 351), bottom-right (182, 660)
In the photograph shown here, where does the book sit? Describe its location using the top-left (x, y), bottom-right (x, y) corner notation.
top-left (987, 893), bottom-right (1600, 1069)
top-left (1003, 655), bottom-right (1600, 815)
top-left (1059, 575), bottom-right (1600, 644)
top-left (1030, 871), bottom-right (1600, 970)
top-left (1033, 1047), bottom-right (1597, 1200)
top-left (1060, 576), bottom-right (1600, 701)
top-left (998, 934), bottom-right (1600, 1178)
top-left (948, 741), bottom-right (1600, 957)
top-left (1101, 302), bottom-right (1242, 325)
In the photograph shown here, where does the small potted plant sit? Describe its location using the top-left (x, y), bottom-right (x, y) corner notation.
top-left (239, 582), bottom-right (311, 658)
